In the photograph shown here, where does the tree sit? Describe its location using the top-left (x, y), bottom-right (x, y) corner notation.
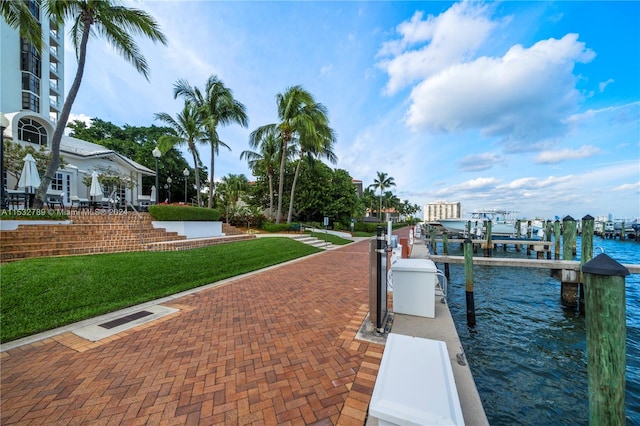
top-left (217, 173), bottom-right (249, 223)
top-left (34, 0), bottom-right (167, 207)
top-left (174, 75), bottom-right (248, 209)
top-left (240, 127), bottom-right (281, 220)
top-left (362, 187), bottom-right (377, 217)
top-left (67, 118), bottom-right (197, 200)
top-left (3, 140), bottom-right (65, 189)
top-left (287, 102), bottom-right (337, 223)
top-left (155, 102), bottom-right (206, 205)
top-left (250, 85), bottom-right (331, 224)
top-left (1, 0), bottom-right (43, 51)
top-left (369, 171), bottom-right (396, 219)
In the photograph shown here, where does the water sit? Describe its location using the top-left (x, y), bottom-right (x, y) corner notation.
top-left (438, 237), bottom-right (640, 425)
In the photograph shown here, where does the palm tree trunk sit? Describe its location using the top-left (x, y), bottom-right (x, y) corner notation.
top-left (286, 156), bottom-right (303, 224)
top-left (208, 145), bottom-right (215, 209)
top-left (379, 192), bottom-right (383, 221)
top-left (35, 17), bottom-right (91, 207)
top-left (192, 151), bottom-right (201, 206)
top-left (275, 139), bottom-right (288, 224)
top-left (268, 171), bottom-right (274, 220)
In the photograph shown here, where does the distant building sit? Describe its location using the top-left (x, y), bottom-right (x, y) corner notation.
top-left (424, 201), bottom-right (461, 222)
top-left (1, 2), bottom-right (153, 207)
top-left (352, 179), bottom-right (363, 197)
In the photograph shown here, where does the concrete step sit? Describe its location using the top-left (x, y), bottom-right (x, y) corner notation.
top-left (288, 234), bottom-right (338, 250)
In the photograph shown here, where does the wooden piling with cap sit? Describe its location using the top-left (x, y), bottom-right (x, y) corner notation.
top-left (582, 254), bottom-right (629, 425)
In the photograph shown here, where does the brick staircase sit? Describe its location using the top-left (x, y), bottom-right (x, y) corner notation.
top-left (0, 212), bottom-right (254, 263)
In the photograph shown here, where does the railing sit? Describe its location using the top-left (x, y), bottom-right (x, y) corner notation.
top-left (123, 197), bottom-right (144, 245)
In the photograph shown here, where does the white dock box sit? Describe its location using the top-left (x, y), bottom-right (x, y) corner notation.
top-left (391, 258), bottom-right (437, 318)
top-left (370, 333), bottom-right (465, 425)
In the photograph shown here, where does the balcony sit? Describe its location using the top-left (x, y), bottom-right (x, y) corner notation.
top-left (49, 63), bottom-right (61, 79)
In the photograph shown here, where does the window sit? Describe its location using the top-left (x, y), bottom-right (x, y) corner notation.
top-left (20, 39), bottom-right (41, 76)
top-left (22, 92), bottom-right (40, 112)
top-left (17, 118), bottom-right (47, 146)
top-left (22, 72), bottom-right (40, 93)
top-left (51, 173), bottom-right (63, 191)
top-left (27, 0), bottom-right (40, 21)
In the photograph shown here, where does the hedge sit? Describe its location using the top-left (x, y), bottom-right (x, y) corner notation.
top-left (148, 204), bottom-right (221, 221)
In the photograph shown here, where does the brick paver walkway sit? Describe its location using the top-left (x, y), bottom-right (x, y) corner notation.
top-left (1, 238), bottom-right (386, 425)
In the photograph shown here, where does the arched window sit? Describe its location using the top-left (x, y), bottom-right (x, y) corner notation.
top-left (18, 118), bottom-right (48, 146)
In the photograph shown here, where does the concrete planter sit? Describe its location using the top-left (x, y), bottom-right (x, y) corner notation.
top-left (0, 220), bottom-right (73, 231)
top-left (151, 221), bottom-right (224, 239)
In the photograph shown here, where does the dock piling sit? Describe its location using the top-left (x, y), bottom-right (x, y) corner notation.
top-left (579, 215), bottom-right (595, 314)
top-left (464, 238), bottom-right (476, 327)
top-left (442, 232), bottom-right (450, 280)
top-left (561, 216), bottom-right (579, 307)
top-left (582, 254), bottom-right (629, 425)
top-left (554, 220), bottom-right (561, 260)
top-left (483, 220), bottom-right (493, 257)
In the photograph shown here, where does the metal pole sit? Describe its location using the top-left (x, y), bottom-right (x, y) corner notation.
top-left (184, 179), bottom-right (187, 203)
top-left (154, 158), bottom-right (159, 204)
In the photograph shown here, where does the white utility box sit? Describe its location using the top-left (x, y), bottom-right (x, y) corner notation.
top-left (391, 258), bottom-right (437, 318)
top-left (370, 333), bottom-right (465, 425)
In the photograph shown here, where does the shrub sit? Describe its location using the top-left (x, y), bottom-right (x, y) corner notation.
top-left (261, 222), bottom-right (292, 233)
top-left (148, 204), bottom-right (221, 221)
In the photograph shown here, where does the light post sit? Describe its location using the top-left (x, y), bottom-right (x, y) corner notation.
top-left (166, 176), bottom-right (172, 203)
top-left (0, 113), bottom-right (8, 210)
top-left (183, 168), bottom-right (189, 203)
top-left (152, 147), bottom-right (161, 204)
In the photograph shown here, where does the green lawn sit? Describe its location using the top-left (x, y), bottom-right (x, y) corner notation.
top-left (306, 231), bottom-right (353, 245)
top-left (0, 238), bottom-right (320, 343)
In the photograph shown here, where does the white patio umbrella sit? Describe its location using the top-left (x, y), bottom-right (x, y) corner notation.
top-left (150, 185), bottom-right (157, 204)
top-left (17, 153), bottom-right (41, 193)
top-left (89, 171), bottom-right (103, 204)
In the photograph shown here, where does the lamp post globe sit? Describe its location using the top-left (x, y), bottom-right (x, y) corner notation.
top-left (183, 168), bottom-right (189, 203)
top-left (152, 147), bottom-right (161, 204)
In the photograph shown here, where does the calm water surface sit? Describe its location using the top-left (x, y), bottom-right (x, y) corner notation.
top-left (438, 236), bottom-right (639, 425)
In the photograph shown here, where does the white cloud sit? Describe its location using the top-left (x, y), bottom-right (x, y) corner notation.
top-left (599, 78), bottom-right (614, 92)
top-left (611, 181), bottom-right (640, 192)
top-left (320, 64), bottom-right (333, 76)
top-left (377, 3), bottom-right (497, 94)
top-left (458, 152), bottom-right (503, 172)
top-left (535, 145), bottom-right (601, 163)
top-left (403, 34), bottom-right (595, 151)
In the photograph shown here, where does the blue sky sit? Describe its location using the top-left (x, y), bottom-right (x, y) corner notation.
top-left (65, 1), bottom-right (640, 220)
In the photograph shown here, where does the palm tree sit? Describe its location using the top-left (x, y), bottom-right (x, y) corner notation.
top-left (287, 112), bottom-right (337, 223)
top-left (219, 173), bottom-right (248, 223)
top-left (173, 75), bottom-right (248, 208)
top-left (250, 85), bottom-right (333, 223)
top-left (369, 171), bottom-right (396, 220)
top-left (34, 0), bottom-right (167, 207)
top-left (362, 187), bottom-right (377, 217)
top-left (155, 102), bottom-right (206, 205)
top-left (1, 0), bottom-right (43, 51)
top-left (240, 127), bottom-right (281, 220)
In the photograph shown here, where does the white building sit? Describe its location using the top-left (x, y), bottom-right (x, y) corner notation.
top-left (1, 1), bottom-right (154, 207)
top-left (423, 201), bottom-right (461, 222)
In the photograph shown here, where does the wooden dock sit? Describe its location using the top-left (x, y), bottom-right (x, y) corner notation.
top-left (429, 255), bottom-right (640, 274)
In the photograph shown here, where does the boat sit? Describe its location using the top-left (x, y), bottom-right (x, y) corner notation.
top-left (438, 209), bottom-right (521, 238)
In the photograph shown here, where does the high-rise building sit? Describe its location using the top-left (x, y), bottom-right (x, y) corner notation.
top-left (1, 2), bottom-right (154, 208)
top-left (423, 201), bottom-right (461, 222)
top-left (1, 0), bottom-right (64, 124)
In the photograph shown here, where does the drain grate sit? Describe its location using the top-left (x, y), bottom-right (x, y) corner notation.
top-left (99, 310), bottom-right (153, 329)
